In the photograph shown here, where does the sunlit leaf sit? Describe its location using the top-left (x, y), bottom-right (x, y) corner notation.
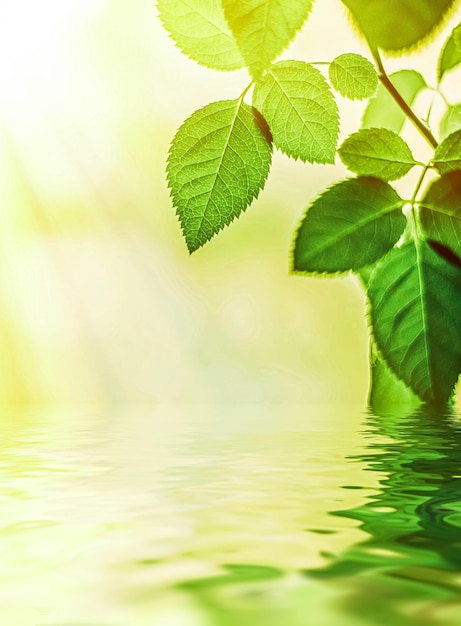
top-left (433, 130), bottom-right (461, 174)
top-left (440, 104), bottom-right (461, 139)
top-left (369, 240), bottom-right (461, 406)
top-left (328, 53), bottom-right (378, 100)
top-left (341, 0), bottom-right (456, 51)
top-left (362, 70), bottom-right (427, 133)
top-left (420, 170), bottom-right (461, 257)
top-left (253, 60), bottom-right (339, 163)
top-left (438, 22), bottom-right (461, 81)
top-left (167, 100), bottom-right (272, 252)
top-left (293, 177), bottom-right (405, 274)
top-left (339, 128), bottom-right (416, 181)
top-left (222, 0), bottom-right (313, 78)
top-left (157, 0), bottom-right (245, 71)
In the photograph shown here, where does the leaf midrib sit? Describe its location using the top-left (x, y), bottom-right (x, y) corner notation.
top-left (420, 201), bottom-right (461, 219)
top-left (302, 201), bottom-right (403, 258)
top-left (269, 68), bottom-right (331, 152)
top-left (340, 148), bottom-right (415, 166)
top-left (339, 66), bottom-right (371, 88)
top-left (195, 100), bottom-right (241, 245)
top-left (414, 239), bottom-right (432, 397)
top-left (182, 0), bottom-right (237, 39)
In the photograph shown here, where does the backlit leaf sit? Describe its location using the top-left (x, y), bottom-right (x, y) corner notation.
top-left (438, 22), bottom-right (461, 81)
top-left (329, 53), bottom-right (378, 100)
top-left (341, 0), bottom-right (456, 52)
top-left (362, 70), bottom-right (427, 133)
top-left (420, 170), bottom-right (461, 257)
top-left (293, 177), bottom-right (405, 274)
top-left (167, 99), bottom-right (272, 252)
top-left (222, 0), bottom-right (313, 78)
top-left (433, 130), bottom-right (461, 174)
top-left (369, 240), bottom-right (461, 406)
top-left (157, 0), bottom-right (244, 71)
top-left (339, 128), bottom-right (416, 181)
top-left (439, 104), bottom-right (461, 139)
top-left (253, 60), bottom-right (339, 163)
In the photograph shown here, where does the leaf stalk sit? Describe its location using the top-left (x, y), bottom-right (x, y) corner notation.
top-left (371, 48), bottom-right (438, 149)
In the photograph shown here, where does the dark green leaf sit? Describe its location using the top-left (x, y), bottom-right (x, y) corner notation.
top-left (341, 0), bottom-right (456, 51)
top-left (329, 53), bottom-right (378, 100)
top-left (157, 0), bottom-right (245, 71)
top-left (420, 170), bottom-right (461, 257)
top-left (362, 70), bottom-right (427, 133)
top-left (369, 353), bottom-right (422, 412)
top-left (293, 177), bottom-right (405, 274)
top-left (222, 0), bottom-right (313, 78)
top-left (428, 240), bottom-right (461, 269)
top-left (433, 130), bottom-right (461, 174)
top-left (438, 22), bottom-right (461, 81)
top-left (369, 239), bottom-right (461, 406)
top-left (253, 61), bottom-right (339, 163)
top-left (167, 100), bottom-right (272, 252)
top-left (339, 128), bottom-right (416, 181)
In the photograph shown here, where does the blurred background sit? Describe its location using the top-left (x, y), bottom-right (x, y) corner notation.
top-left (1, 0), bottom-right (458, 405)
top-left (3, 4), bottom-right (461, 625)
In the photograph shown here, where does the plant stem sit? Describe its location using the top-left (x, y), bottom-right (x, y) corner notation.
top-left (239, 81), bottom-right (254, 101)
top-left (408, 164), bottom-right (430, 241)
top-left (370, 48), bottom-right (438, 149)
top-left (410, 164), bottom-right (430, 205)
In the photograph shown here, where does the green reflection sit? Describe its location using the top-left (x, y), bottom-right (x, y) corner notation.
top-left (182, 407), bottom-right (461, 626)
top-left (306, 407), bottom-right (461, 624)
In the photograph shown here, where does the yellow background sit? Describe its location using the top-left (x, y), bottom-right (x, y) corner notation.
top-left (1, 0), bottom-right (459, 404)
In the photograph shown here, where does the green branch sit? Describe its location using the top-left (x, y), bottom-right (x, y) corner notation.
top-left (371, 48), bottom-right (438, 150)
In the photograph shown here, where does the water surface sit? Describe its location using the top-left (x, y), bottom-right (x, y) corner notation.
top-left (1, 403), bottom-right (461, 625)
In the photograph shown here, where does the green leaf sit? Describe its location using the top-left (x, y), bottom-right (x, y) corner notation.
top-left (167, 99), bottom-right (272, 252)
top-left (341, 0), bottom-right (457, 52)
top-left (328, 53), bottom-right (378, 100)
top-left (420, 170), bottom-right (461, 257)
top-left (438, 23), bottom-right (461, 81)
top-left (222, 0), bottom-right (313, 78)
top-left (157, 0), bottom-right (245, 71)
top-left (253, 61), bottom-right (339, 163)
top-left (433, 130), bottom-right (461, 174)
top-left (369, 240), bottom-right (461, 406)
top-left (338, 128), bottom-right (416, 181)
top-left (362, 70), bottom-right (427, 133)
top-left (369, 353), bottom-right (422, 413)
top-left (439, 103), bottom-right (461, 139)
top-left (293, 177), bottom-right (405, 274)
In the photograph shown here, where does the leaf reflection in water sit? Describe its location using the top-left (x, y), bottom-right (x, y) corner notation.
top-left (304, 407), bottom-right (461, 625)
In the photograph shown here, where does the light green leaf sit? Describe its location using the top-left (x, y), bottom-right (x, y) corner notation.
top-left (328, 53), bottom-right (378, 100)
top-left (440, 103), bottom-right (461, 139)
top-left (341, 0), bottom-right (456, 52)
top-left (420, 171), bottom-right (461, 257)
top-left (339, 128), bottom-right (416, 181)
top-left (438, 23), bottom-right (461, 81)
top-left (167, 99), bottom-right (272, 252)
top-left (433, 130), bottom-right (461, 174)
top-left (157, 0), bottom-right (244, 71)
top-left (293, 177), bottom-right (405, 274)
top-left (369, 239), bottom-right (461, 406)
top-left (222, 0), bottom-right (313, 78)
top-left (253, 60), bottom-right (339, 163)
top-left (362, 70), bottom-right (427, 133)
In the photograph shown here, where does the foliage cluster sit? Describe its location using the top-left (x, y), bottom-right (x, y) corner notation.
top-left (160, 0), bottom-right (461, 407)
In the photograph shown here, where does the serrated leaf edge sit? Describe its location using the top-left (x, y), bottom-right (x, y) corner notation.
top-left (290, 177), bottom-right (405, 276)
top-left (166, 100), bottom-right (273, 252)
